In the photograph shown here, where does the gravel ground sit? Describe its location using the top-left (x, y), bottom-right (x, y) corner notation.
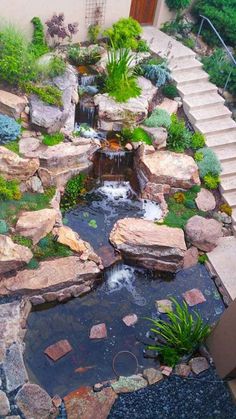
top-left (109, 368), bottom-right (236, 419)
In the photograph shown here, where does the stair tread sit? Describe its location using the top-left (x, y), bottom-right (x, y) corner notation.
top-left (178, 81), bottom-right (218, 96)
top-left (221, 175), bottom-right (236, 192)
top-left (170, 58), bottom-right (202, 72)
top-left (184, 92), bottom-right (224, 109)
top-left (206, 130), bottom-right (236, 147)
top-left (223, 191), bottom-right (236, 207)
top-left (196, 117), bottom-right (236, 134)
top-left (214, 143), bottom-right (236, 161)
top-left (191, 104), bottom-right (231, 121)
top-left (173, 69), bottom-right (208, 84)
top-left (221, 159), bottom-right (236, 176)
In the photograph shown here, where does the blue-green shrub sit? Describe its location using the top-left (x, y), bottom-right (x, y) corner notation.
top-left (142, 62), bottom-right (171, 87)
top-left (144, 108), bottom-right (171, 129)
top-left (196, 147), bottom-right (222, 178)
top-left (0, 114), bottom-right (21, 143)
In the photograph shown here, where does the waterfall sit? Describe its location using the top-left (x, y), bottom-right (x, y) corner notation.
top-left (80, 74), bottom-right (97, 86)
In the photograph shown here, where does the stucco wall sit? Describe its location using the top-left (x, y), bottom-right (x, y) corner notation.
top-left (154, 0), bottom-right (175, 28)
top-left (0, 0), bottom-right (132, 42)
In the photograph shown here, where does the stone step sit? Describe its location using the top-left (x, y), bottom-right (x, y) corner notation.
top-left (214, 143), bottom-right (236, 162)
top-left (221, 159), bottom-right (236, 177)
top-left (173, 69), bottom-right (208, 86)
top-left (223, 191), bottom-right (236, 207)
top-left (169, 57), bottom-right (203, 73)
top-left (189, 104), bottom-right (231, 124)
top-left (183, 92), bottom-right (225, 111)
top-left (195, 117), bottom-right (236, 136)
top-left (178, 81), bottom-right (218, 97)
top-left (206, 130), bottom-right (236, 148)
top-left (221, 175), bottom-right (236, 193)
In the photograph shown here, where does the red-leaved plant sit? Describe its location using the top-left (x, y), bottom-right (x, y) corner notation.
top-left (45, 13), bottom-right (78, 46)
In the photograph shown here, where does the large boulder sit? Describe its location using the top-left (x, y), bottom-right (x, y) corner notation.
top-left (110, 218), bottom-right (186, 272)
top-left (185, 215), bottom-right (222, 252)
top-left (135, 147), bottom-right (200, 190)
top-left (15, 209), bottom-right (57, 244)
top-left (0, 234), bottom-right (33, 274)
top-left (16, 384), bottom-right (53, 419)
top-left (0, 90), bottom-right (27, 118)
top-left (94, 77), bottom-right (157, 131)
top-left (30, 65), bottom-right (78, 133)
top-left (0, 146), bottom-right (39, 181)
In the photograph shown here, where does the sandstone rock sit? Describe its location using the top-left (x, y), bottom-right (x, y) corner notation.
top-left (183, 288), bottom-right (206, 306)
top-left (3, 342), bottom-right (28, 392)
top-left (0, 146), bottom-right (39, 181)
top-left (0, 90), bottom-right (27, 118)
top-left (25, 175), bottom-right (44, 193)
top-left (0, 257), bottom-right (101, 297)
top-left (16, 208), bottom-right (57, 244)
top-left (183, 246), bottom-right (199, 269)
top-left (189, 357), bottom-right (209, 375)
top-left (44, 339), bottom-right (72, 361)
top-left (185, 215), bottom-right (222, 251)
top-left (0, 235), bottom-right (33, 274)
top-left (175, 364), bottom-right (191, 377)
top-left (64, 386), bottom-right (117, 419)
top-left (141, 126), bottom-right (167, 149)
top-left (122, 314), bottom-right (138, 326)
top-left (0, 301), bottom-right (23, 348)
top-left (110, 218), bottom-right (186, 272)
top-left (155, 299), bottom-right (173, 313)
top-left (97, 245), bottom-right (122, 268)
top-left (16, 384), bottom-right (53, 419)
top-left (19, 136), bottom-right (42, 158)
top-left (111, 375), bottom-right (147, 393)
top-left (0, 390), bottom-right (10, 416)
top-left (135, 148), bottom-right (200, 190)
top-left (195, 188), bottom-right (216, 212)
top-left (160, 366), bottom-right (173, 376)
top-left (52, 395), bottom-right (62, 408)
top-left (157, 98), bottom-right (178, 114)
top-left (143, 368), bottom-right (163, 385)
top-left (89, 323), bottom-right (107, 339)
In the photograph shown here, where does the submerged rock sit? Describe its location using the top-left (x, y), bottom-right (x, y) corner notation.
top-left (0, 146), bottom-right (39, 181)
top-left (0, 234), bottom-right (33, 274)
top-left (44, 339), bottom-right (72, 361)
top-left (183, 246), bottom-right (199, 269)
top-left (89, 323), bottom-right (107, 339)
top-left (109, 218), bottom-right (186, 272)
top-left (183, 288), bottom-right (206, 306)
top-left (16, 208), bottom-right (57, 245)
top-left (185, 215), bottom-right (222, 252)
top-left (16, 384), bottom-right (53, 419)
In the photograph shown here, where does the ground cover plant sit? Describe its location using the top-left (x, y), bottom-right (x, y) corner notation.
top-left (167, 114), bottom-right (192, 152)
top-left (142, 61), bottom-right (171, 87)
top-left (42, 132), bottom-right (64, 146)
top-left (194, 147), bottom-right (221, 189)
top-left (162, 83), bottom-right (179, 99)
top-left (144, 108), bottom-right (171, 129)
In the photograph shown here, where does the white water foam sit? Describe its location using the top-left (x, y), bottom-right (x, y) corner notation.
top-left (97, 181), bottom-right (136, 202)
top-left (141, 200), bottom-right (162, 221)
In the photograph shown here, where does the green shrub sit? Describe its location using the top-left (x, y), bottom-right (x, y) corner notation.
top-left (193, 0), bottom-right (236, 47)
top-left (34, 233), bottom-right (73, 260)
top-left (105, 48), bottom-right (141, 102)
top-left (24, 83), bottom-right (63, 107)
top-left (182, 37), bottom-right (195, 49)
top-left (198, 254), bottom-right (208, 264)
top-left (0, 220), bottom-right (9, 234)
top-left (144, 108), bottom-right (171, 129)
top-left (47, 56), bottom-right (66, 78)
top-left (88, 24), bottom-right (101, 43)
top-left (61, 173), bottom-right (86, 211)
top-left (162, 83), bottom-right (178, 99)
top-left (142, 62), bottom-right (171, 87)
top-left (131, 127), bottom-right (152, 145)
top-left (0, 115), bottom-right (21, 144)
top-left (12, 234), bottom-right (33, 248)
top-left (4, 140), bottom-right (20, 154)
top-left (203, 174), bottom-right (220, 190)
top-left (30, 17), bottom-right (49, 57)
top-left (196, 147), bottom-right (221, 178)
top-left (42, 132), bottom-right (64, 146)
top-left (136, 39), bottom-right (150, 52)
top-left (191, 132), bottom-right (205, 150)
top-left (146, 298), bottom-right (210, 367)
top-left (167, 114), bottom-right (192, 152)
top-left (104, 17), bottom-right (142, 50)
top-left (68, 45), bottom-right (101, 65)
top-left (166, 0), bottom-right (191, 10)
top-left (202, 49), bottom-right (236, 96)
top-left (0, 176), bottom-right (21, 201)
top-left (194, 151), bottom-right (204, 162)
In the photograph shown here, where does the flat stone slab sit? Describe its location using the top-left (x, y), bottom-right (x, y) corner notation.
top-left (16, 383), bottom-right (52, 419)
top-left (122, 314), bottom-right (138, 326)
top-left (111, 375), bottom-right (147, 394)
top-left (155, 299), bottom-right (173, 313)
top-left (183, 288), bottom-right (206, 306)
top-left (3, 342), bottom-right (28, 392)
top-left (44, 339), bottom-right (72, 361)
top-left (89, 323), bottom-right (107, 339)
top-left (143, 368), bottom-right (163, 385)
top-left (0, 90), bottom-right (27, 118)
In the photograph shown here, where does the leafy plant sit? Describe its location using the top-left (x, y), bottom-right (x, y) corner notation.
top-left (24, 83), bottom-right (62, 107)
top-left (4, 140), bottom-right (20, 154)
top-left (105, 48), bottom-right (141, 102)
top-left (136, 39), bottom-right (150, 52)
top-left (0, 115), bottom-right (21, 144)
top-left (198, 254), bottom-right (208, 264)
top-left (167, 114), bottom-right (192, 152)
top-left (203, 174), bottom-right (220, 190)
top-left (191, 132), bottom-right (205, 150)
top-left (219, 203), bottom-right (232, 216)
top-left (34, 233), bottom-right (73, 260)
top-left (144, 108), bottom-right (171, 129)
top-left (166, 0), bottom-right (191, 10)
top-left (0, 176), bottom-right (21, 201)
top-left (131, 127), bottom-right (152, 145)
top-left (142, 61), bottom-right (171, 87)
top-left (173, 192), bottom-right (186, 203)
top-left (42, 132), bottom-right (64, 146)
top-left (88, 219), bottom-right (98, 228)
top-left (162, 83), bottom-right (178, 99)
top-left (146, 298), bottom-right (210, 367)
top-left (45, 13), bottom-right (78, 47)
top-left (27, 258), bottom-right (39, 270)
top-left (88, 24), bottom-right (101, 43)
top-left (12, 234), bottom-right (33, 248)
top-left (104, 17), bottom-right (142, 50)
top-left (196, 147), bottom-right (221, 178)
top-left (47, 56), bottom-right (66, 78)
top-left (61, 174), bottom-right (86, 211)
top-left (194, 151), bottom-right (204, 162)
top-left (0, 220), bottom-right (9, 234)
top-left (68, 45), bottom-right (101, 65)
top-left (30, 17), bottom-right (49, 57)
top-left (202, 49), bottom-right (236, 96)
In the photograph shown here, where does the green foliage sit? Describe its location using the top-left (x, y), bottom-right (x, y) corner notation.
top-left (104, 17), bottom-right (142, 50)
top-left (4, 140), bottom-right (20, 154)
top-left (88, 24), bottom-right (101, 43)
top-left (182, 37), bottom-right (195, 49)
top-left (142, 61), bottom-right (171, 87)
top-left (27, 258), bottom-right (39, 270)
top-left (61, 174), bottom-right (86, 211)
top-left (46, 56), bottom-right (66, 78)
top-left (88, 219), bottom-right (98, 228)
top-left (193, 0), bottom-right (236, 47)
top-left (136, 39), bottom-right (150, 52)
top-left (144, 108), bottom-right (171, 129)
top-left (131, 127), bottom-right (152, 145)
top-left (198, 254), bottom-right (208, 264)
top-left (34, 233), bottom-right (73, 260)
top-left (0, 219), bottom-right (9, 234)
top-left (68, 45), bottom-right (101, 65)
top-left (30, 17), bottom-right (49, 58)
top-left (105, 48), bottom-right (141, 102)
top-left (166, 0), bottom-right (191, 10)
top-left (185, 199), bottom-right (196, 209)
top-left (202, 49), bottom-right (236, 96)
top-left (173, 192), bottom-right (186, 203)
top-left (12, 234), bottom-right (33, 248)
top-left (196, 147), bottom-right (221, 178)
top-left (167, 114), bottom-right (192, 152)
top-left (219, 203), bottom-right (232, 216)
top-left (0, 176), bottom-right (21, 201)
top-left (24, 83), bottom-right (63, 107)
top-left (194, 151), bottom-right (204, 162)
top-left (191, 132), bottom-right (205, 150)
top-left (203, 174), bottom-right (220, 190)
top-left (146, 298), bottom-right (210, 367)
top-left (42, 132), bottom-right (64, 146)
top-left (162, 83), bottom-right (178, 99)
top-left (0, 115), bottom-right (21, 144)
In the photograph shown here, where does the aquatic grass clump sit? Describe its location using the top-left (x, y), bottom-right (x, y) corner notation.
top-left (146, 298), bottom-right (210, 367)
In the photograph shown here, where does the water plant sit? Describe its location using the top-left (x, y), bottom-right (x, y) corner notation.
top-left (105, 48), bottom-right (141, 103)
top-left (0, 114), bottom-right (21, 143)
top-left (146, 298), bottom-right (210, 367)
top-left (104, 17), bottom-right (142, 50)
top-left (144, 108), bottom-right (171, 129)
top-left (142, 61), bottom-right (171, 87)
top-left (162, 83), bottom-right (178, 99)
top-left (61, 174), bottom-right (86, 211)
top-left (167, 114), bottom-right (192, 152)
top-left (42, 132), bottom-right (64, 146)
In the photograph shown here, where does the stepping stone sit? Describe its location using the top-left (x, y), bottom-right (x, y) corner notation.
top-left (183, 288), bottom-right (206, 306)
top-left (143, 368), bottom-right (163, 385)
top-left (155, 299), bottom-right (173, 313)
top-left (89, 323), bottom-right (107, 339)
top-left (122, 314), bottom-right (138, 326)
top-left (44, 339), bottom-right (72, 361)
top-left (189, 357), bottom-right (209, 375)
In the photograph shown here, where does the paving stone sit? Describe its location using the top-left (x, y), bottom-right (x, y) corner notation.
top-left (111, 375), bottom-right (147, 394)
top-left (0, 390), bottom-right (10, 416)
top-left (89, 323), bottom-right (107, 339)
top-left (3, 342), bottom-right (28, 392)
top-left (122, 314), bottom-right (138, 327)
top-left (44, 339), bottom-right (72, 361)
top-left (155, 299), bottom-right (173, 313)
top-left (183, 288), bottom-right (206, 306)
top-left (175, 364), bottom-right (191, 377)
top-left (189, 357), bottom-right (209, 375)
top-left (143, 368), bottom-right (163, 385)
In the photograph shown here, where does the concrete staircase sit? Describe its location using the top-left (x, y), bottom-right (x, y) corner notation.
top-left (142, 27), bottom-right (236, 233)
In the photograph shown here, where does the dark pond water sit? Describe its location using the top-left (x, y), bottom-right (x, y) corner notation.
top-left (24, 263), bottom-right (224, 397)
